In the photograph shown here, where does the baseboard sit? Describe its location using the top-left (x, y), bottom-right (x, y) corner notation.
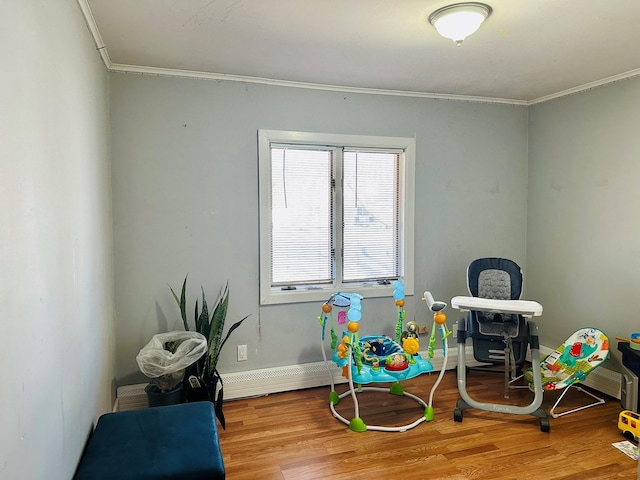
top-left (116, 345), bottom-right (479, 410)
top-left (116, 344), bottom-right (623, 411)
top-left (219, 345), bottom-right (481, 400)
top-left (116, 384), bottom-right (149, 411)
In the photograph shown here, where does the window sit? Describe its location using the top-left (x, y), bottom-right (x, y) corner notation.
top-left (258, 130), bottom-right (415, 305)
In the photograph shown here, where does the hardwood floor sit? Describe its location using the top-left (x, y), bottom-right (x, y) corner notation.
top-left (218, 369), bottom-right (637, 479)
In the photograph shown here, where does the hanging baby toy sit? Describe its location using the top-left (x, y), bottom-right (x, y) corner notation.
top-left (422, 291), bottom-right (452, 420)
top-left (395, 281), bottom-right (419, 365)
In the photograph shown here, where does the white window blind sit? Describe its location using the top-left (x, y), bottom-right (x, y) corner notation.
top-left (270, 147), bottom-right (333, 285)
top-left (342, 150), bottom-right (399, 282)
top-left (258, 130), bottom-right (415, 305)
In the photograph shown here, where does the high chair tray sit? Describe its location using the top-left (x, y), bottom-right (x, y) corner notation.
top-left (451, 296), bottom-right (543, 317)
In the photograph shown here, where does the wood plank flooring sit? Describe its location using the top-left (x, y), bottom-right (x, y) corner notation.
top-left (218, 369), bottom-right (638, 479)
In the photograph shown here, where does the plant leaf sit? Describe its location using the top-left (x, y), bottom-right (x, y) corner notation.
top-left (207, 283), bottom-right (229, 375)
top-left (191, 298), bottom-right (203, 376)
top-left (199, 287), bottom-right (210, 340)
top-left (213, 315), bottom-right (250, 372)
top-left (214, 371), bottom-right (226, 429)
top-left (194, 298), bottom-right (199, 333)
top-left (169, 275), bottom-right (189, 331)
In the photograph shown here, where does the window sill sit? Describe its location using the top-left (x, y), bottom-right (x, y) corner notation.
top-left (260, 282), bottom-right (413, 306)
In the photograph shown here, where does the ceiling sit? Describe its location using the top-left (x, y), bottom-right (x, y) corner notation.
top-left (81, 0), bottom-right (640, 104)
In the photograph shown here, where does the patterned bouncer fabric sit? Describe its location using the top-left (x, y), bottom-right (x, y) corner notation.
top-left (524, 327), bottom-right (610, 418)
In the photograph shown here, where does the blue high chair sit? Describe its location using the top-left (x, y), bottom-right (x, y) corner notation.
top-left (452, 257), bottom-right (549, 432)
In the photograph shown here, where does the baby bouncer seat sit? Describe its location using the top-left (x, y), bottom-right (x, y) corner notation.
top-left (523, 327), bottom-right (610, 418)
top-left (452, 257), bottom-right (549, 432)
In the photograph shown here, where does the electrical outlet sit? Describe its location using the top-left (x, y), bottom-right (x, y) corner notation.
top-left (237, 344), bottom-right (247, 361)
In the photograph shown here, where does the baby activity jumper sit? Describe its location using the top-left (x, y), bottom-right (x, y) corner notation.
top-left (318, 281), bottom-right (451, 432)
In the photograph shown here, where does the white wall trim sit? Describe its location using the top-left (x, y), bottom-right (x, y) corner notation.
top-left (528, 68), bottom-right (640, 105)
top-left (116, 344), bottom-right (621, 410)
top-left (116, 346), bottom-right (477, 409)
top-left (76, 0), bottom-right (112, 69)
top-left (107, 63), bottom-right (526, 105)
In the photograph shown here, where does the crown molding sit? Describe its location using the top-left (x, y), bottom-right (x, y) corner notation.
top-left (528, 67), bottom-right (640, 105)
top-left (77, 0), bottom-right (112, 68)
top-left (108, 63), bottom-right (527, 106)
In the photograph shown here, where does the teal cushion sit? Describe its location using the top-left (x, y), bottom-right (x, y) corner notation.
top-left (74, 401), bottom-right (225, 479)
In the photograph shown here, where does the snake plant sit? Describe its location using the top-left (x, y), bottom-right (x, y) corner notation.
top-left (170, 275), bottom-right (249, 428)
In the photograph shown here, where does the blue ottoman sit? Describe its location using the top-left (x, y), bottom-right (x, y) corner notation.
top-left (74, 401), bottom-right (225, 479)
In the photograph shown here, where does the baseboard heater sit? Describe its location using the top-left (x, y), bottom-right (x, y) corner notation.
top-left (117, 346), bottom-right (473, 410)
top-left (116, 345), bottom-right (621, 411)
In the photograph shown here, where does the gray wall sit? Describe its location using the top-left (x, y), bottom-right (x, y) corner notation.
top-left (3, 3), bottom-right (636, 476)
top-left (0, 1), bottom-right (115, 478)
top-left (109, 73), bottom-right (529, 384)
top-left (528, 77), bottom-right (640, 367)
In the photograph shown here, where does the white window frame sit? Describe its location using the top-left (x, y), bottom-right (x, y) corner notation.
top-left (258, 129), bottom-right (415, 305)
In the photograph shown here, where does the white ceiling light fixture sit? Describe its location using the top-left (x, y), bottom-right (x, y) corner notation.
top-left (429, 2), bottom-right (492, 46)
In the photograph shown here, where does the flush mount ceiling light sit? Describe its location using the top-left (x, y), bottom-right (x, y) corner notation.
top-left (429, 2), bottom-right (492, 46)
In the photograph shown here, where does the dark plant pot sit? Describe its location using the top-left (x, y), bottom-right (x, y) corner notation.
top-left (184, 375), bottom-right (213, 403)
top-left (145, 383), bottom-right (183, 407)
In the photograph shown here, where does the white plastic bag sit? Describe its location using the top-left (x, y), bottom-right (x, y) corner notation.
top-left (136, 331), bottom-right (207, 378)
